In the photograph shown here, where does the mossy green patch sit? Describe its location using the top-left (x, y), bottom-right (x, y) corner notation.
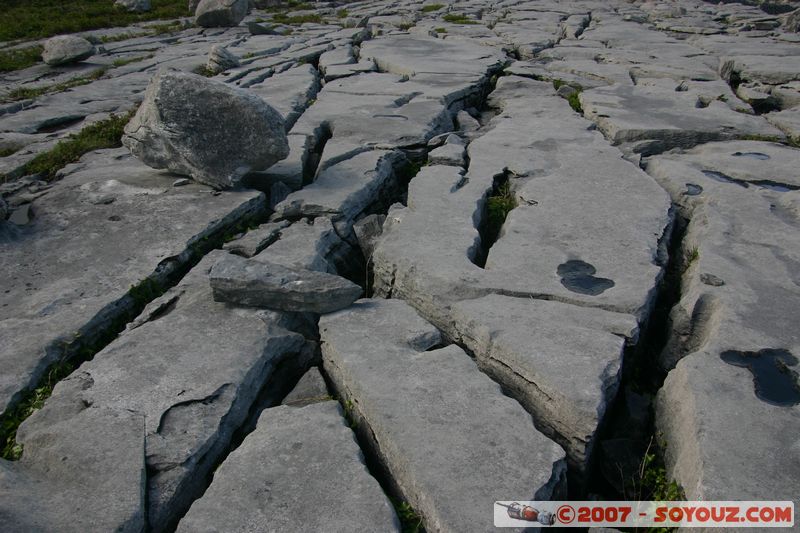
top-left (485, 181), bottom-right (517, 240)
top-left (390, 498), bottom-right (423, 533)
top-left (271, 12), bottom-right (323, 25)
top-left (3, 67), bottom-right (109, 103)
top-left (0, 46), bottom-right (44, 73)
top-left (421, 4), bottom-right (444, 12)
top-left (0, 0), bottom-right (189, 42)
top-left (14, 111), bottom-right (133, 182)
top-left (442, 13), bottom-right (478, 24)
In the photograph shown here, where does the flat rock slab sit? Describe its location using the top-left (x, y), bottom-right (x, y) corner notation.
top-left (0, 148), bottom-right (265, 416)
top-left (0, 406), bottom-right (145, 532)
top-left (177, 402), bottom-right (399, 532)
top-left (209, 252), bottom-right (362, 313)
top-left (320, 299), bottom-right (567, 533)
top-left (272, 149), bottom-right (406, 238)
top-left (374, 76), bottom-right (671, 320)
top-left (581, 78), bottom-right (785, 150)
top-left (281, 366), bottom-right (330, 407)
top-left (645, 143), bottom-right (800, 502)
top-left (449, 294), bottom-right (638, 472)
top-left (254, 217), bottom-right (355, 275)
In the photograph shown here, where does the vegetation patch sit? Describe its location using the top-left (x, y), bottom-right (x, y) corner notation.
top-left (391, 498), bottom-right (424, 533)
top-left (421, 4), bottom-right (445, 12)
top-left (111, 54), bottom-right (153, 67)
top-left (192, 64), bottom-right (216, 77)
top-left (0, 46), bottom-right (44, 73)
top-left (434, 27), bottom-right (447, 33)
top-left (336, 9), bottom-right (349, 18)
top-left (0, 0), bottom-right (189, 42)
top-left (442, 13), bottom-right (478, 24)
top-left (12, 111), bottom-right (133, 182)
top-left (3, 67), bottom-right (109, 103)
top-left (485, 180), bottom-right (517, 241)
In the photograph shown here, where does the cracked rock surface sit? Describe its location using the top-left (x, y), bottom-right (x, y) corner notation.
top-left (1, 0), bottom-right (799, 529)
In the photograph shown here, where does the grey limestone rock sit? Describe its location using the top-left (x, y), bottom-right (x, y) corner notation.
top-left (42, 36), bottom-right (95, 66)
top-left (194, 0), bottom-right (248, 27)
top-left (320, 298), bottom-right (567, 533)
top-left (206, 44), bottom-right (240, 74)
top-left (209, 252), bottom-right (362, 313)
top-left (122, 70), bottom-right (289, 190)
top-left (177, 402), bottom-right (399, 532)
top-left (281, 367), bottom-right (330, 407)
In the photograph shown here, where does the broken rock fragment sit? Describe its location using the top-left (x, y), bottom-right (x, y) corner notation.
top-left (122, 70), bottom-right (289, 190)
top-left (209, 253), bottom-right (362, 313)
top-left (42, 35), bottom-right (95, 66)
top-left (194, 0), bottom-right (248, 27)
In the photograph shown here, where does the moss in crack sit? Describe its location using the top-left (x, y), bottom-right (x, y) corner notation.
top-left (272, 12), bottom-right (323, 25)
top-left (0, 45), bottom-right (44, 73)
top-left (9, 111), bottom-right (134, 183)
top-left (485, 181), bottom-right (517, 242)
top-left (442, 13), bottom-right (478, 24)
top-left (391, 498), bottom-right (424, 533)
top-left (192, 64), bottom-right (216, 78)
top-left (1, 360), bottom-right (75, 460)
top-left (422, 4), bottom-right (444, 13)
top-left (3, 67), bottom-right (109, 103)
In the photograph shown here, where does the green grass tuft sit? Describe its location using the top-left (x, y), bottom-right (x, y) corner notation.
top-left (192, 64), bottom-right (216, 77)
top-left (390, 498), bottom-right (424, 533)
top-left (0, 0), bottom-right (189, 42)
top-left (336, 8), bottom-right (349, 18)
top-left (3, 67), bottom-right (109, 103)
top-left (442, 13), bottom-right (478, 24)
top-left (0, 46), bottom-right (44, 73)
top-left (111, 54), bottom-right (152, 67)
top-left (485, 181), bottom-right (517, 239)
top-left (434, 27), bottom-right (447, 33)
top-left (421, 3), bottom-right (444, 12)
top-left (567, 91), bottom-right (583, 113)
top-left (18, 111), bottom-right (133, 182)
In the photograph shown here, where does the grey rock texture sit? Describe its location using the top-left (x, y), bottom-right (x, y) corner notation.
top-left (209, 252), bottom-right (362, 313)
top-left (42, 36), bottom-right (95, 66)
top-left (9, 251), bottom-right (308, 531)
top-left (0, 148), bottom-right (265, 417)
top-left (320, 299), bottom-right (567, 533)
top-left (194, 0), bottom-right (248, 27)
top-left (178, 402), bottom-right (399, 533)
top-left (645, 142), bottom-right (800, 502)
top-left (206, 44), bottom-right (239, 74)
top-left (122, 70), bottom-right (289, 189)
top-left (281, 367), bottom-right (330, 407)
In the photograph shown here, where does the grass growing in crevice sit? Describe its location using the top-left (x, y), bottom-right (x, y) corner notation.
top-left (485, 180), bottom-right (517, 240)
top-left (0, 46), bottom-right (44, 73)
top-left (3, 66), bottom-right (109, 103)
top-left (391, 498), bottom-right (424, 533)
top-left (10, 111), bottom-right (133, 182)
top-left (1, 361), bottom-right (74, 459)
top-left (0, 0), bottom-right (189, 42)
top-left (442, 13), bottom-right (478, 24)
top-left (336, 9), bottom-right (349, 18)
top-left (421, 4), bottom-right (444, 13)
top-left (192, 64), bottom-right (216, 77)
top-left (0, 146), bottom-right (20, 158)
top-left (552, 79), bottom-right (584, 113)
top-left (111, 54), bottom-right (153, 67)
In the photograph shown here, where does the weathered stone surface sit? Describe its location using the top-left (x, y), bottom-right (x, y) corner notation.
top-left (0, 405), bottom-right (145, 532)
top-left (115, 0), bottom-right (151, 13)
top-left (353, 213), bottom-right (386, 260)
top-left (206, 44), bottom-right (239, 74)
top-left (449, 294), bottom-right (638, 472)
top-left (255, 217), bottom-right (356, 275)
top-left (248, 64), bottom-right (321, 130)
top-left (581, 78), bottom-right (785, 150)
top-left (645, 142), bottom-right (800, 502)
top-left (766, 107), bottom-right (800, 143)
top-left (272, 150), bottom-right (406, 239)
top-left (0, 148), bottom-right (265, 416)
top-left (194, 0), bottom-right (248, 27)
top-left (209, 252), bottom-right (362, 313)
top-left (320, 299), bottom-right (567, 533)
top-left (223, 220), bottom-right (288, 257)
top-left (122, 70), bottom-right (289, 190)
top-left (42, 36), bottom-right (95, 66)
top-left (281, 366), bottom-right (330, 407)
top-left (11, 251), bottom-right (307, 531)
top-left (177, 402), bottom-right (399, 532)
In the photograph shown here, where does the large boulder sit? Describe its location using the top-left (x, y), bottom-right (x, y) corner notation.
top-left (122, 70), bottom-right (289, 189)
top-left (41, 35), bottom-right (95, 66)
top-left (114, 0), bottom-right (151, 12)
top-left (194, 0), bottom-right (248, 27)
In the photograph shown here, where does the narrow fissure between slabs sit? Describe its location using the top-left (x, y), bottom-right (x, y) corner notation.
top-left (585, 208), bottom-right (688, 503)
top-left (166, 337), bottom-right (320, 533)
top-left (471, 169), bottom-right (516, 268)
top-left (302, 122), bottom-right (332, 185)
top-left (0, 198), bottom-right (271, 461)
top-left (317, 361), bottom-right (427, 533)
